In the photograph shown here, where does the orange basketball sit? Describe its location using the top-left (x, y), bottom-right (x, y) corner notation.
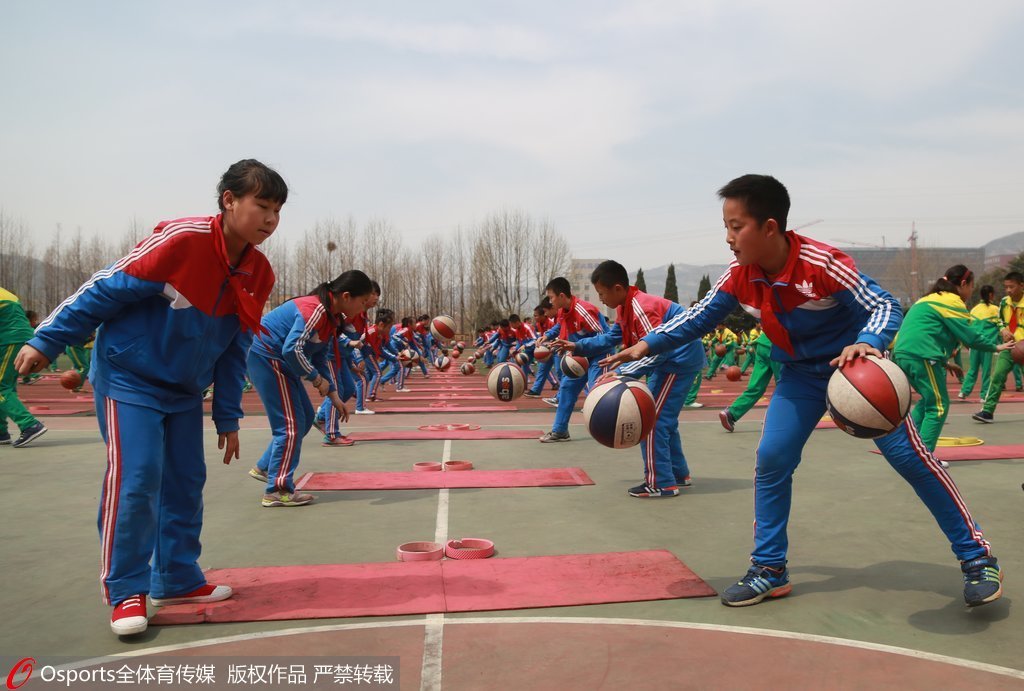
top-left (60, 370), bottom-right (82, 390)
top-left (714, 344), bottom-right (727, 357)
top-left (725, 366), bottom-right (741, 381)
top-left (1012, 341), bottom-right (1024, 366)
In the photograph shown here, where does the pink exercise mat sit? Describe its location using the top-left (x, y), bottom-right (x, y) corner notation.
top-left (150, 550), bottom-right (716, 625)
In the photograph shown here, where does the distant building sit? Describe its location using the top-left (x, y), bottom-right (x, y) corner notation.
top-left (838, 247), bottom-right (985, 306)
top-left (570, 258), bottom-right (615, 319)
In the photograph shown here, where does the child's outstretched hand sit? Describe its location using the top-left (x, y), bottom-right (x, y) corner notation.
top-left (830, 343), bottom-right (883, 368)
top-left (219, 431), bottom-right (240, 465)
top-left (550, 339), bottom-right (575, 352)
top-left (601, 341), bottom-right (650, 368)
top-left (14, 344), bottom-right (50, 375)
top-left (313, 376), bottom-right (331, 397)
top-left (994, 340), bottom-right (1015, 351)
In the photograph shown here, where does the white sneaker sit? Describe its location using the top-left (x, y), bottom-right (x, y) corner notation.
top-left (683, 402), bottom-right (704, 409)
top-left (939, 460), bottom-right (950, 469)
top-left (355, 409), bottom-right (376, 415)
top-left (395, 388), bottom-right (411, 393)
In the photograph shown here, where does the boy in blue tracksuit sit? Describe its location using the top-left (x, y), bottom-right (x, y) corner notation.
top-left (606, 174), bottom-right (1001, 609)
top-left (559, 261), bottom-right (705, 497)
top-left (15, 159), bottom-right (286, 636)
top-left (540, 277), bottom-right (614, 443)
top-left (248, 271), bottom-right (372, 504)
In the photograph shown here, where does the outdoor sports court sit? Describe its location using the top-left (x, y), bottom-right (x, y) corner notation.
top-left (3, 369), bottom-right (1022, 689)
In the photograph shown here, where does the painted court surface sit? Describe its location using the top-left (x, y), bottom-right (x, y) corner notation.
top-left (2, 370), bottom-right (1023, 689)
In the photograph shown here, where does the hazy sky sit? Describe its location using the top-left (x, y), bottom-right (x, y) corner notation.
top-left (2, 0), bottom-right (1023, 269)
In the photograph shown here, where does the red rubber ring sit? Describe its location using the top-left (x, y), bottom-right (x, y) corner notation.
top-left (443, 461), bottom-right (474, 471)
top-left (397, 542), bottom-right (444, 561)
top-left (445, 538), bottom-right (495, 559)
top-left (414, 462), bottom-right (443, 472)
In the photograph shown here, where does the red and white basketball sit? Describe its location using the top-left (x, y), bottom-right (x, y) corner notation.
top-left (583, 377), bottom-right (657, 449)
top-left (714, 344), bottom-right (727, 357)
top-left (434, 356), bottom-right (452, 372)
top-left (451, 347), bottom-right (462, 359)
top-left (430, 315), bottom-right (456, 341)
top-left (559, 354), bottom-right (589, 379)
top-left (467, 355), bottom-right (476, 364)
top-left (487, 363), bottom-right (526, 402)
top-left (826, 355), bottom-right (911, 439)
top-left (398, 349), bottom-right (413, 363)
top-left (534, 345), bottom-right (552, 361)
top-left (725, 366), bottom-right (741, 381)
top-left (460, 362), bottom-right (475, 376)
top-left (457, 341), bottom-right (466, 350)
top-left (514, 351), bottom-right (530, 367)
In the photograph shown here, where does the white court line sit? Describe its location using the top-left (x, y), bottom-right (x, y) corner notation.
top-left (420, 438), bottom-right (452, 691)
top-left (68, 616), bottom-right (1024, 680)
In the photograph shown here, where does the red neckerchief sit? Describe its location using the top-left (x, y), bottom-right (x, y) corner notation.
top-left (619, 286), bottom-right (640, 347)
top-left (210, 216), bottom-right (269, 335)
top-left (558, 297), bottom-right (581, 339)
top-left (746, 232), bottom-right (800, 356)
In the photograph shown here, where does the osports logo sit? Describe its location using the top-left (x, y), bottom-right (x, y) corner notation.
top-left (6, 658), bottom-right (34, 690)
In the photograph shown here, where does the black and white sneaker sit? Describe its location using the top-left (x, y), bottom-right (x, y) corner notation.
top-left (12, 422), bottom-right (47, 448)
top-left (524, 391), bottom-right (541, 399)
top-left (972, 411), bottom-right (994, 424)
top-left (539, 431), bottom-right (571, 443)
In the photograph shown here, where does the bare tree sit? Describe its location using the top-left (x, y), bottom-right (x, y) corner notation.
top-left (532, 218), bottom-right (571, 300)
top-left (476, 209), bottom-right (533, 314)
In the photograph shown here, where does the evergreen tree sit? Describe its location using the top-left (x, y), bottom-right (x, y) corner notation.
top-left (697, 274), bottom-right (711, 302)
top-left (664, 264), bottom-right (679, 303)
top-left (635, 268), bottom-right (647, 292)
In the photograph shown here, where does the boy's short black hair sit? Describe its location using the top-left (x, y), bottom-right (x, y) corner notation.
top-left (539, 296), bottom-right (552, 310)
top-left (718, 174), bottom-right (790, 233)
top-left (545, 277), bottom-right (571, 296)
top-left (1005, 271), bottom-right (1024, 283)
top-left (509, 314), bottom-right (520, 322)
top-left (590, 260), bottom-right (629, 289)
top-left (499, 319), bottom-right (510, 328)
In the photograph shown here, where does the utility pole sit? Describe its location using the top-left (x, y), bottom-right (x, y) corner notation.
top-left (908, 222), bottom-right (920, 301)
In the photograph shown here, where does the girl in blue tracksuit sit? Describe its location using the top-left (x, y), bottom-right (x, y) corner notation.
top-left (607, 174), bottom-right (1001, 610)
top-left (248, 270), bottom-right (373, 506)
top-left (15, 159), bottom-right (287, 637)
top-left (563, 261), bottom-right (705, 497)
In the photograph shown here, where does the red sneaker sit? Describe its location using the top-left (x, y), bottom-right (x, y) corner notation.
top-left (111, 595), bottom-right (148, 636)
top-left (150, 583), bottom-right (233, 607)
top-left (322, 435), bottom-right (355, 447)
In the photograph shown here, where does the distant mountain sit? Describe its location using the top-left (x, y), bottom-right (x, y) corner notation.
top-left (632, 262), bottom-right (729, 304)
top-left (984, 231), bottom-right (1024, 256)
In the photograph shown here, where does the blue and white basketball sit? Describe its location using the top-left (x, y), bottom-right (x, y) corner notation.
top-left (559, 354), bottom-right (589, 379)
top-left (434, 355), bottom-right (452, 372)
top-left (460, 362), bottom-right (475, 375)
top-left (514, 351), bottom-right (530, 367)
top-left (487, 363), bottom-right (526, 402)
top-left (583, 377), bottom-right (657, 449)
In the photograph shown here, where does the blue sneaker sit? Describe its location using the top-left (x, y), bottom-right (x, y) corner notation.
top-left (961, 556), bottom-right (1002, 606)
top-left (0, 431), bottom-right (10, 445)
top-left (12, 422), bottom-right (47, 448)
top-left (721, 563), bottom-right (791, 606)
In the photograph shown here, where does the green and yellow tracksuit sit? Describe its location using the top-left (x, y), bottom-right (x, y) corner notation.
top-left (728, 330), bottom-right (779, 421)
top-left (705, 327), bottom-right (738, 379)
top-left (959, 301), bottom-right (1000, 400)
top-left (0, 287), bottom-right (41, 434)
top-left (892, 291), bottom-right (1002, 450)
top-left (982, 294), bottom-right (1024, 414)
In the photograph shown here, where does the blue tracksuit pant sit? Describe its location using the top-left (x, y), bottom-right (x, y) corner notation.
top-left (552, 358), bottom-right (605, 435)
top-left (753, 365), bottom-right (991, 566)
top-left (249, 351), bottom-right (314, 494)
top-left (642, 367), bottom-right (701, 489)
top-left (95, 394), bottom-right (206, 605)
top-left (529, 354), bottom-right (559, 395)
top-left (318, 363), bottom-right (356, 439)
